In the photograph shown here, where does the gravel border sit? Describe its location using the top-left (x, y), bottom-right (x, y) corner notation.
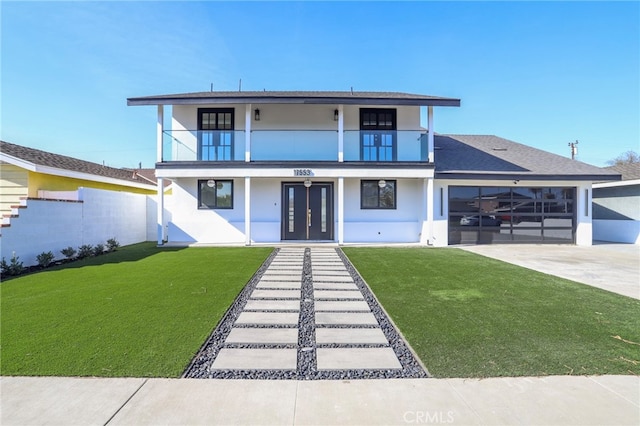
top-left (183, 247), bottom-right (428, 380)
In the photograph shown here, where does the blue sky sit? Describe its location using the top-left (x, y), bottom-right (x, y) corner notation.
top-left (2, 1), bottom-right (638, 168)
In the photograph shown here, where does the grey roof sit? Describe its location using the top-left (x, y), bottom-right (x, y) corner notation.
top-left (603, 163), bottom-right (640, 181)
top-left (127, 90), bottom-right (461, 107)
top-left (0, 140), bottom-right (155, 186)
top-left (435, 135), bottom-right (621, 181)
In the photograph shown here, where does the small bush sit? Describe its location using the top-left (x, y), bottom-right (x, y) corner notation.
top-left (77, 245), bottom-right (93, 259)
top-left (106, 238), bottom-right (120, 252)
top-left (1, 252), bottom-right (25, 276)
top-left (93, 244), bottom-right (105, 256)
top-left (36, 251), bottom-right (55, 268)
top-left (61, 246), bottom-right (77, 260)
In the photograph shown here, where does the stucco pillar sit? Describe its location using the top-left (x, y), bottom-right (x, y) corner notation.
top-left (156, 105), bottom-right (164, 163)
top-left (338, 177), bottom-right (344, 244)
top-left (427, 106), bottom-right (434, 163)
top-left (420, 178), bottom-right (434, 244)
top-left (338, 105), bottom-right (344, 162)
top-left (245, 104), bottom-right (252, 162)
top-left (245, 176), bottom-right (251, 245)
top-left (157, 178), bottom-right (165, 245)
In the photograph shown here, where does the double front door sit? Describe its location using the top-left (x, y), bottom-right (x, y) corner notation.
top-left (282, 182), bottom-right (333, 240)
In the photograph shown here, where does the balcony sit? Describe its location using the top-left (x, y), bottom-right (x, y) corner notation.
top-left (162, 130), bottom-right (431, 163)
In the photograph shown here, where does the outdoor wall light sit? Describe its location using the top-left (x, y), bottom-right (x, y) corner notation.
top-left (304, 179), bottom-right (312, 188)
top-left (378, 179), bottom-right (386, 188)
top-left (254, 108), bottom-right (260, 121)
top-left (334, 109), bottom-right (339, 121)
top-left (206, 179), bottom-right (216, 188)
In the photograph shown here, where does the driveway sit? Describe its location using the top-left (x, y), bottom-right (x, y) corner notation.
top-left (461, 243), bottom-right (639, 299)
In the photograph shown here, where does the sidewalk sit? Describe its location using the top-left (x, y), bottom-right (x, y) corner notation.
top-left (2, 375), bottom-right (638, 425)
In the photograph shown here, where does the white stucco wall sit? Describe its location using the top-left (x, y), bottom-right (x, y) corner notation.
top-left (0, 188), bottom-right (155, 267)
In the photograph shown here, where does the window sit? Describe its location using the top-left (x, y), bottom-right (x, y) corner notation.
top-left (198, 108), bottom-right (234, 161)
top-left (361, 180), bottom-right (396, 209)
top-left (198, 180), bottom-right (233, 209)
top-left (360, 108), bottom-right (397, 161)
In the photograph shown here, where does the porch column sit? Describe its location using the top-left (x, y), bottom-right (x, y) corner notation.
top-left (156, 105), bottom-right (164, 162)
top-left (157, 178), bottom-right (165, 245)
top-left (338, 105), bottom-right (344, 162)
top-left (338, 177), bottom-right (344, 244)
top-left (427, 106), bottom-right (434, 163)
top-left (245, 104), bottom-right (252, 162)
top-left (427, 177), bottom-right (434, 244)
top-left (245, 177), bottom-right (251, 245)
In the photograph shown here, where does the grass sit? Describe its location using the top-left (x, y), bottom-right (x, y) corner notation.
top-left (0, 243), bottom-right (271, 377)
top-left (343, 247), bottom-right (640, 378)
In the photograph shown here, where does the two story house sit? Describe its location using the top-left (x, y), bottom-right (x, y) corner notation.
top-left (127, 90), bottom-right (618, 246)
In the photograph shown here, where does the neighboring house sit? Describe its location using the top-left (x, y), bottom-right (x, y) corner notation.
top-left (127, 90), bottom-right (619, 246)
top-left (0, 141), bottom-right (159, 265)
top-left (592, 163), bottom-right (640, 244)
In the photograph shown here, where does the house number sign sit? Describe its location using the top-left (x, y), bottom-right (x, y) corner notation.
top-left (293, 169), bottom-right (313, 176)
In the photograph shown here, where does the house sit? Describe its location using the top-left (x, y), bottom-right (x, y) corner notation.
top-left (592, 163), bottom-right (640, 244)
top-left (127, 90), bottom-right (619, 246)
top-left (0, 141), bottom-right (159, 265)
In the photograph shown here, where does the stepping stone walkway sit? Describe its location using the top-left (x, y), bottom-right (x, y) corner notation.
top-left (184, 248), bottom-right (427, 380)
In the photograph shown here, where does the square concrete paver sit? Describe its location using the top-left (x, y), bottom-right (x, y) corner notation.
top-left (312, 283), bottom-right (359, 290)
top-left (235, 312), bottom-right (299, 325)
top-left (244, 299), bottom-right (300, 311)
top-left (315, 312), bottom-right (379, 325)
top-left (261, 275), bottom-right (303, 281)
top-left (313, 275), bottom-right (354, 282)
top-left (316, 348), bottom-right (402, 370)
top-left (312, 270), bottom-right (351, 276)
top-left (314, 290), bottom-right (363, 300)
top-left (315, 328), bottom-right (389, 344)
top-left (226, 327), bottom-right (299, 344)
top-left (211, 348), bottom-right (297, 370)
top-left (257, 281), bottom-right (302, 289)
top-left (314, 300), bottom-right (370, 312)
top-left (251, 289), bottom-right (300, 299)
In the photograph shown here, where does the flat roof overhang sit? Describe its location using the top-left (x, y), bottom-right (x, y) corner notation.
top-left (127, 91), bottom-right (461, 107)
top-left (435, 172), bottom-right (622, 182)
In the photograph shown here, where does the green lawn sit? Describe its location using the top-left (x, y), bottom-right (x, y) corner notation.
top-left (343, 247), bottom-right (640, 378)
top-left (0, 243), bottom-right (271, 377)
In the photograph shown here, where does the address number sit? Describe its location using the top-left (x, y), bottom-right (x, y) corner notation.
top-left (294, 169), bottom-right (313, 176)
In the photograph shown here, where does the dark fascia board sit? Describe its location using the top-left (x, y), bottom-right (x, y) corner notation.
top-left (157, 161), bottom-right (435, 170)
top-left (128, 93), bottom-right (461, 107)
top-left (435, 172), bottom-right (622, 182)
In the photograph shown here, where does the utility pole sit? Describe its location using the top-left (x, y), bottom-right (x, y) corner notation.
top-left (568, 140), bottom-right (579, 160)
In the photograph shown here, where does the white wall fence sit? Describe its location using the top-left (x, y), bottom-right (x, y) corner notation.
top-left (0, 187), bottom-right (157, 267)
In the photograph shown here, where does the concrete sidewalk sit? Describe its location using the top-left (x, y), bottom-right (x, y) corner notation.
top-left (2, 375), bottom-right (638, 425)
top-left (461, 243), bottom-right (640, 299)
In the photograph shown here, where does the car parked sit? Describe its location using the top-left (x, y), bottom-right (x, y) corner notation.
top-left (460, 215), bottom-right (502, 227)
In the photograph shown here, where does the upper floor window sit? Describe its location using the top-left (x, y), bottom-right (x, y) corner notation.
top-left (198, 108), bottom-right (234, 161)
top-left (360, 108), bottom-right (397, 161)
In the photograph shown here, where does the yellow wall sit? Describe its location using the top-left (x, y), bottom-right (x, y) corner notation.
top-left (27, 171), bottom-right (156, 196)
top-left (0, 164), bottom-right (29, 213)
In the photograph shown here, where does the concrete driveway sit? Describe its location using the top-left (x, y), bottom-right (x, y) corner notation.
top-left (461, 243), bottom-right (639, 299)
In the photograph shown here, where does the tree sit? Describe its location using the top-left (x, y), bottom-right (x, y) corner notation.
top-left (607, 151), bottom-right (640, 166)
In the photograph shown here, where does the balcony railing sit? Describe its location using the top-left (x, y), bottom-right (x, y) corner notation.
top-left (162, 130), bottom-right (430, 162)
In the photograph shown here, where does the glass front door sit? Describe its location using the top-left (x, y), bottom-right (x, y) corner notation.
top-left (282, 182), bottom-right (333, 240)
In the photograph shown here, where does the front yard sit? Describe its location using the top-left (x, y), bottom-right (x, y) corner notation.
top-left (1, 244), bottom-right (638, 378)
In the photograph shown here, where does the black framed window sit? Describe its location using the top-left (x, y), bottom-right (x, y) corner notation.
top-left (198, 179), bottom-right (233, 209)
top-left (197, 108), bottom-right (234, 161)
top-left (360, 108), bottom-right (397, 161)
top-left (361, 180), bottom-right (396, 209)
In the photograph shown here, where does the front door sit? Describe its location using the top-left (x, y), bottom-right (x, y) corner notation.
top-left (282, 182), bottom-right (333, 240)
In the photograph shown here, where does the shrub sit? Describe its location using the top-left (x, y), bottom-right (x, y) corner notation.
top-left (61, 246), bottom-right (77, 260)
top-left (106, 238), bottom-right (120, 252)
top-left (93, 244), bottom-right (105, 256)
top-left (36, 251), bottom-right (55, 268)
top-left (1, 252), bottom-right (25, 276)
top-left (77, 245), bottom-right (93, 259)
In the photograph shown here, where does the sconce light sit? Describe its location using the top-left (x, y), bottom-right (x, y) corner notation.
top-left (334, 109), bottom-right (339, 121)
top-left (206, 179), bottom-right (216, 188)
top-left (513, 179), bottom-right (520, 185)
top-left (304, 179), bottom-right (312, 188)
top-left (254, 108), bottom-right (260, 121)
top-left (378, 179), bottom-right (386, 188)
